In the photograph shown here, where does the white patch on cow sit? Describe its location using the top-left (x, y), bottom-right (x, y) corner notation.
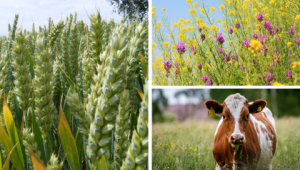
top-left (224, 93), bottom-right (246, 140)
top-left (250, 112), bottom-right (275, 169)
top-left (215, 163), bottom-right (222, 170)
top-left (215, 117), bottom-right (223, 137)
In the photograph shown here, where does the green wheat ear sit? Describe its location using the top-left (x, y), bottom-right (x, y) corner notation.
top-left (121, 80), bottom-right (148, 170)
top-left (34, 37), bottom-right (56, 141)
top-left (11, 29), bottom-right (32, 126)
top-left (89, 10), bottom-right (104, 64)
top-left (22, 128), bottom-right (42, 168)
top-left (114, 89), bottom-right (131, 169)
top-left (47, 153), bottom-right (63, 170)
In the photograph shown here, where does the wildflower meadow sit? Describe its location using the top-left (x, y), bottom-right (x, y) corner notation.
top-left (152, 0), bottom-right (300, 86)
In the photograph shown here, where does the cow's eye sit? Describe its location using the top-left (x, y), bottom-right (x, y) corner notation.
top-left (222, 115), bottom-right (225, 119)
top-left (246, 114), bottom-right (249, 119)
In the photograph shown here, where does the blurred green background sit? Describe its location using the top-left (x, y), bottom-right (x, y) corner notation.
top-left (152, 89), bottom-right (300, 123)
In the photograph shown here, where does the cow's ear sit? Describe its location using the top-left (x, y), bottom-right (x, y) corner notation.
top-left (204, 100), bottom-right (223, 116)
top-left (249, 100), bottom-right (267, 113)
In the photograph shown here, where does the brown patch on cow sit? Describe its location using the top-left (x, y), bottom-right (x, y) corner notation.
top-left (213, 122), bottom-right (234, 170)
top-left (252, 112), bottom-right (277, 155)
top-left (213, 118), bottom-right (261, 170)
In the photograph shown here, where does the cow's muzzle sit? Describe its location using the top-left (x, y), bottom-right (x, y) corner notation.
top-left (230, 134), bottom-right (244, 145)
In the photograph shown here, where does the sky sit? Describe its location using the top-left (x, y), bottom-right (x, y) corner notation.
top-left (152, 0), bottom-right (224, 57)
top-left (0, 0), bottom-right (123, 36)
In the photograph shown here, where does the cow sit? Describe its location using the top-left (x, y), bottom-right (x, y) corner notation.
top-left (205, 93), bottom-right (277, 170)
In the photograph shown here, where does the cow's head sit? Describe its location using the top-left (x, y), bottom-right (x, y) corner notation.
top-left (205, 93), bottom-right (267, 147)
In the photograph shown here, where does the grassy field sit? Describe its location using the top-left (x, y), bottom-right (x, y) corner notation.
top-left (152, 117), bottom-right (300, 170)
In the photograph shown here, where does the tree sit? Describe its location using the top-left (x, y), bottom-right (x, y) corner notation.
top-left (107, 0), bottom-right (148, 20)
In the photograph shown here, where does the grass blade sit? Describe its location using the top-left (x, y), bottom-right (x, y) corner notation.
top-left (2, 95), bottom-right (24, 168)
top-left (58, 98), bottom-right (80, 170)
top-left (2, 143), bottom-right (18, 170)
top-left (27, 148), bottom-right (47, 170)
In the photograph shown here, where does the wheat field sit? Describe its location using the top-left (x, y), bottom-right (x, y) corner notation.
top-left (152, 117), bottom-right (300, 170)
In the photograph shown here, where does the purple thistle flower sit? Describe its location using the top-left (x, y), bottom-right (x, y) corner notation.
top-left (232, 53), bottom-right (237, 59)
top-left (235, 23), bottom-right (240, 29)
top-left (228, 28), bottom-right (233, 34)
top-left (243, 39), bottom-right (251, 48)
top-left (274, 26), bottom-right (279, 33)
top-left (265, 82), bottom-right (273, 86)
top-left (266, 73), bottom-right (274, 82)
top-left (205, 79), bottom-right (213, 86)
top-left (197, 63), bottom-right (202, 70)
top-left (256, 13), bottom-right (263, 22)
top-left (216, 33), bottom-right (225, 45)
top-left (201, 34), bottom-right (206, 41)
top-left (263, 20), bottom-right (272, 30)
top-left (253, 33), bottom-right (258, 39)
top-left (240, 65), bottom-right (245, 71)
top-left (198, 27), bottom-right (203, 32)
top-left (218, 48), bottom-right (224, 54)
top-left (262, 45), bottom-right (268, 56)
top-left (275, 36), bottom-right (279, 41)
top-left (285, 70), bottom-right (293, 80)
top-left (290, 28), bottom-right (295, 36)
top-left (202, 75), bottom-right (209, 82)
top-left (252, 60), bottom-right (258, 67)
top-left (163, 60), bottom-right (172, 70)
top-left (222, 55), bottom-right (230, 62)
top-left (176, 41), bottom-right (186, 54)
top-left (296, 36), bottom-right (300, 45)
top-left (174, 62), bottom-right (180, 67)
top-left (191, 45), bottom-right (197, 55)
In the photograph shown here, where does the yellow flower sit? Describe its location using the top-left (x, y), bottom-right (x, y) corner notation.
top-left (211, 25), bottom-right (218, 33)
top-left (187, 0), bottom-right (192, 4)
top-left (157, 21), bottom-right (162, 27)
top-left (229, 40), bottom-right (234, 43)
top-left (174, 57), bottom-right (180, 62)
top-left (193, 2), bottom-right (198, 7)
top-left (154, 25), bottom-right (158, 30)
top-left (169, 34), bottom-right (174, 38)
top-left (227, 61), bottom-right (233, 64)
top-left (198, 153), bottom-right (201, 155)
top-left (247, 84), bottom-right (253, 86)
top-left (272, 82), bottom-right (285, 86)
top-left (163, 42), bottom-right (169, 47)
top-left (180, 18), bottom-right (184, 22)
top-left (167, 167), bottom-right (170, 169)
top-left (183, 67), bottom-right (188, 72)
top-left (210, 7), bottom-right (215, 12)
top-left (155, 75), bottom-right (159, 78)
top-left (248, 40), bottom-right (262, 56)
top-left (162, 8), bottom-right (165, 11)
top-left (201, 8), bottom-right (206, 14)
top-left (292, 61), bottom-right (300, 69)
top-left (154, 63), bottom-right (158, 69)
top-left (219, 5), bottom-right (225, 10)
top-left (178, 34), bottom-right (186, 40)
top-left (171, 145), bottom-right (174, 147)
top-left (184, 19), bottom-right (191, 24)
top-left (159, 63), bottom-right (164, 69)
top-left (160, 143), bottom-right (162, 146)
top-left (217, 19), bottom-right (222, 23)
top-left (152, 11), bottom-right (155, 16)
top-left (189, 8), bottom-right (196, 14)
top-left (295, 15), bottom-right (300, 20)
top-left (194, 149), bottom-right (197, 151)
top-left (152, 43), bottom-right (156, 48)
top-left (190, 147), bottom-right (192, 149)
top-left (269, 0), bottom-right (275, 5)
top-left (152, 6), bottom-right (156, 11)
top-left (287, 42), bottom-right (293, 47)
top-left (221, 22), bottom-right (226, 26)
top-left (155, 57), bottom-right (163, 62)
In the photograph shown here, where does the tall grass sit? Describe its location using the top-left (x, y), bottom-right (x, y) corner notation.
top-left (152, 118), bottom-right (300, 170)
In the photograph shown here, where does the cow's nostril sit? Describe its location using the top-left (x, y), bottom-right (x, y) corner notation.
top-left (231, 136), bottom-right (234, 140)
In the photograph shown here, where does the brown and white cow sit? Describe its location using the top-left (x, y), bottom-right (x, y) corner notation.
top-left (205, 93), bottom-right (277, 170)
